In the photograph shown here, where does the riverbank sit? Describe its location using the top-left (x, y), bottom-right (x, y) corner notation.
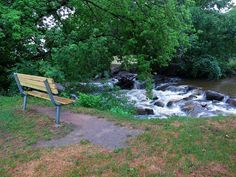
top-left (0, 96), bottom-right (236, 176)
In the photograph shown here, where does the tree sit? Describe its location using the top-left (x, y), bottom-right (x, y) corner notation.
top-left (1, 0), bottom-right (193, 93)
top-left (167, 0), bottom-right (236, 79)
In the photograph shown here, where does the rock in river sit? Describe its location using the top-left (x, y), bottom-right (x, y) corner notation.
top-left (226, 98), bottom-right (236, 107)
top-left (154, 101), bottom-right (165, 107)
top-left (115, 71), bottom-right (137, 89)
top-left (205, 90), bottom-right (225, 101)
top-left (136, 107), bottom-right (154, 115)
top-left (181, 101), bottom-right (206, 117)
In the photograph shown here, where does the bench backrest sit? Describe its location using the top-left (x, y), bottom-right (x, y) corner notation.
top-left (15, 73), bottom-right (58, 94)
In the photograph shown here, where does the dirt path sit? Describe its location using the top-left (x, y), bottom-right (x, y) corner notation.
top-left (31, 106), bottom-right (142, 149)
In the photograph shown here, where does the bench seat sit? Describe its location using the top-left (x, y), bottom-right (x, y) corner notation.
top-left (14, 73), bottom-right (75, 126)
top-left (26, 91), bottom-right (75, 105)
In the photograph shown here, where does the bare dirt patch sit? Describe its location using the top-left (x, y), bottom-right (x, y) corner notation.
top-left (133, 156), bottom-right (164, 173)
top-left (171, 121), bottom-right (184, 127)
top-left (207, 118), bottom-right (236, 131)
top-left (12, 145), bottom-right (106, 177)
top-left (188, 162), bottom-right (233, 177)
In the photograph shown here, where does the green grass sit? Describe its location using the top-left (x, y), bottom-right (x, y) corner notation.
top-left (0, 96), bottom-right (72, 177)
top-left (0, 95), bottom-right (236, 176)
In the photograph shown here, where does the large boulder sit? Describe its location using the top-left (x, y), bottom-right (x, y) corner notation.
top-left (136, 107), bottom-right (154, 115)
top-left (181, 101), bottom-right (205, 117)
top-left (181, 101), bottom-right (198, 112)
top-left (226, 98), bottom-right (236, 107)
top-left (205, 90), bottom-right (225, 101)
top-left (114, 71), bottom-right (137, 89)
top-left (111, 66), bottom-right (121, 75)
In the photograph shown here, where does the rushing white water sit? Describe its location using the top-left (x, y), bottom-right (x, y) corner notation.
top-left (76, 74), bottom-right (236, 118)
top-left (123, 85), bottom-right (236, 119)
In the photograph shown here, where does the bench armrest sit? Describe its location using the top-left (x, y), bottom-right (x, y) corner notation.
top-left (44, 79), bottom-right (61, 106)
top-left (14, 73), bottom-right (26, 96)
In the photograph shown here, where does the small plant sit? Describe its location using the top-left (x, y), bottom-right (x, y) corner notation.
top-left (76, 93), bottom-right (102, 108)
top-left (80, 139), bottom-right (90, 145)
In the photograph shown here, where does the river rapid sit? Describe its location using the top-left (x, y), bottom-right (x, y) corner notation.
top-left (121, 75), bottom-right (236, 118)
top-left (67, 73), bottom-right (236, 119)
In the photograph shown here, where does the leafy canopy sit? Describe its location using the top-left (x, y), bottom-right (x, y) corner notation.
top-left (0, 0), bottom-right (192, 88)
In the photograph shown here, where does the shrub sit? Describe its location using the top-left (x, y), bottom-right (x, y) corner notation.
top-left (76, 92), bottom-right (134, 115)
top-left (228, 57), bottom-right (236, 70)
top-left (76, 93), bottom-right (102, 108)
top-left (191, 55), bottom-right (222, 79)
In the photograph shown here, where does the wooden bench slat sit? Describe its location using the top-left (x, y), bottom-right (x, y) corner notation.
top-left (17, 73), bottom-right (54, 84)
top-left (21, 82), bottom-right (48, 92)
top-left (26, 91), bottom-right (75, 105)
top-left (20, 82), bottom-right (58, 94)
top-left (19, 79), bottom-right (58, 94)
top-left (16, 73), bottom-right (58, 94)
top-left (18, 78), bottom-right (58, 89)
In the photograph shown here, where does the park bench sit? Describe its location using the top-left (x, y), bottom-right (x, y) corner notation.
top-left (14, 73), bottom-right (75, 127)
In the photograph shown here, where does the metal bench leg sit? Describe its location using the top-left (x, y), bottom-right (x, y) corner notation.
top-left (56, 105), bottom-right (61, 127)
top-left (14, 73), bottom-right (27, 111)
top-left (23, 95), bottom-right (27, 111)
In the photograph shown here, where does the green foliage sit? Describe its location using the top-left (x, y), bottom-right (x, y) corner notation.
top-left (0, 0), bottom-right (193, 93)
top-left (1, 0), bottom-right (236, 94)
top-left (195, 0), bottom-right (233, 9)
top-left (136, 56), bottom-right (153, 98)
top-left (228, 57), bottom-right (236, 70)
top-left (76, 93), bottom-right (134, 115)
top-left (191, 55), bottom-right (222, 79)
top-left (137, 56), bottom-right (151, 81)
top-left (167, 1), bottom-right (236, 79)
top-left (76, 93), bottom-right (102, 108)
top-left (189, 5), bottom-right (236, 58)
top-left (51, 36), bottom-right (111, 82)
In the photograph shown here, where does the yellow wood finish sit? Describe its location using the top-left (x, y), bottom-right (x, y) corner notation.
top-left (17, 73), bottom-right (54, 83)
top-left (26, 91), bottom-right (75, 105)
top-left (16, 73), bottom-right (58, 94)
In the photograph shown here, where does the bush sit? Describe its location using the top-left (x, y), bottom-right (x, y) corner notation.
top-left (228, 57), bottom-right (236, 70)
top-left (191, 55), bottom-right (222, 79)
top-left (76, 92), bottom-right (134, 115)
top-left (76, 93), bottom-right (102, 108)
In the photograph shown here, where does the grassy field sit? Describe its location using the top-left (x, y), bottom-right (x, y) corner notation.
top-left (0, 96), bottom-right (236, 177)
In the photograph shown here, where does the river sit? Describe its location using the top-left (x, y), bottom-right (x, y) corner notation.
top-left (181, 76), bottom-right (236, 97)
top-left (73, 74), bottom-right (236, 118)
top-left (124, 75), bottom-right (236, 118)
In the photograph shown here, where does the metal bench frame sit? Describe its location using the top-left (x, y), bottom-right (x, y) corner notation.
top-left (14, 73), bottom-right (62, 127)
